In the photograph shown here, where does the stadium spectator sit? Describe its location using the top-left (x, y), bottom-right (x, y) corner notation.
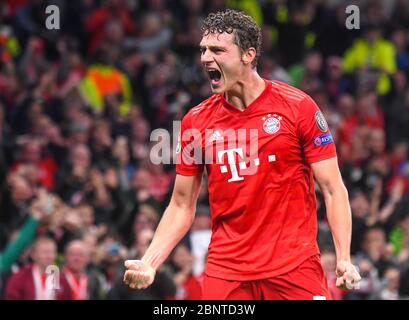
top-left (107, 228), bottom-right (176, 299)
top-left (168, 243), bottom-right (202, 300)
top-left (4, 236), bottom-right (72, 300)
top-left (62, 239), bottom-right (104, 300)
top-left (342, 23), bottom-right (396, 96)
top-left (376, 265), bottom-right (402, 300)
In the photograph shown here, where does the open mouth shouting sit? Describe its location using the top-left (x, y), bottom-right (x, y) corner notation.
top-left (206, 68), bottom-right (222, 87)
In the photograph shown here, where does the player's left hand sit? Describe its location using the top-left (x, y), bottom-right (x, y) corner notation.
top-left (335, 260), bottom-right (361, 290)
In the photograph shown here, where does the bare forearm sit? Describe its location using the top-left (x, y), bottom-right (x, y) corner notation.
top-left (324, 185), bottom-right (352, 262)
top-left (141, 202), bottom-right (194, 271)
top-left (379, 199), bottom-right (399, 223)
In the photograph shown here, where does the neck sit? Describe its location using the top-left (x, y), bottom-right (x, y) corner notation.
top-left (224, 71), bottom-right (265, 111)
top-left (66, 266), bottom-right (82, 277)
top-left (36, 264), bottom-right (47, 274)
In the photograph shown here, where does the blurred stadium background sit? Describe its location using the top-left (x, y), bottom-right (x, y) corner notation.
top-left (1, 0), bottom-right (409, 300)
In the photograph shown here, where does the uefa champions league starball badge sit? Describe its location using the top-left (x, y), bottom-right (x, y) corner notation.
top-left (262, 114), bottom-right (281, 134)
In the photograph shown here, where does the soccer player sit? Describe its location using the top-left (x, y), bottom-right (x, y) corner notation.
top-left (123, 9), bottom-right (361, 299)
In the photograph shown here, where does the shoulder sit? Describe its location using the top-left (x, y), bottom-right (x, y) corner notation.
top-left (184, 94), bottom-right (222, 122)
top-left (8, 265), bottom-right (32, 282)
top-left (268, 80), bottom-right (313, 117)
top-left (379, 39), bottom-right (395, 51)
top-left (269, 80), bottom-right (308, 104)
top-left (350, 38), bottom-right (367, 49)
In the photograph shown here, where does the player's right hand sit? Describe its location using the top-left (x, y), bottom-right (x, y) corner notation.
top-left (335, 260), bottom-right (361, 290)
top-left (123, 260), bottom-right (156, 289)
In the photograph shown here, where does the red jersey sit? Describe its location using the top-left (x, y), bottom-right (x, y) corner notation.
top-left (176, 80), bottom-right (337, 281)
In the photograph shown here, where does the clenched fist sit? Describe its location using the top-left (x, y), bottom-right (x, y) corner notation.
top-left (336, 260), bottom-right (361, 290)
top-left (123, 260), bottom-right (156, 289)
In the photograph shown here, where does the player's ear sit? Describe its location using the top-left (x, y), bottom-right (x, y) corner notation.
top-left (242, 47), bottom-right (256, 66)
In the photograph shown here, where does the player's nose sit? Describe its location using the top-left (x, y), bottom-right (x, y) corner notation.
top-left (200, 49), bottom-right (213, 65)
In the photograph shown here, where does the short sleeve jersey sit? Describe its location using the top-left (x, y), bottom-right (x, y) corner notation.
top-left (176, 80), bottom-right (337, 280)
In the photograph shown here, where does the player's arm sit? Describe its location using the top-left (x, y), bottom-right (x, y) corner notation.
top-left (123, 173), bottom-right (203, 289)
top-left (311, 157), bottom-right (361, 289)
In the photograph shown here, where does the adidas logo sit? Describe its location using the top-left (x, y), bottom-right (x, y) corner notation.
top-left (208, 130), bottom-right (224, 143)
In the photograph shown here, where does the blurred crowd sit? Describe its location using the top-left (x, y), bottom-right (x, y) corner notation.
top-left (0, 0), bottom-right (409, 300)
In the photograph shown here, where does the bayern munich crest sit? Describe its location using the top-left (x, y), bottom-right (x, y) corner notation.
top-left (262, 114), bottom-right (281, 134)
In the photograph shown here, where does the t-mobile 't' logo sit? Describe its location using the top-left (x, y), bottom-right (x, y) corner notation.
top-left (217, 148), bottom-right (276, 182)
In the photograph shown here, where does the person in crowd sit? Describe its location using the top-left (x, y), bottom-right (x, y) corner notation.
top-left (4, 237), bottom-right (72, 300)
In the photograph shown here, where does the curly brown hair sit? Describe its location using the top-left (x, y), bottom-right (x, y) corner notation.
top-left (201, 9), bottom-right (262, 68)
